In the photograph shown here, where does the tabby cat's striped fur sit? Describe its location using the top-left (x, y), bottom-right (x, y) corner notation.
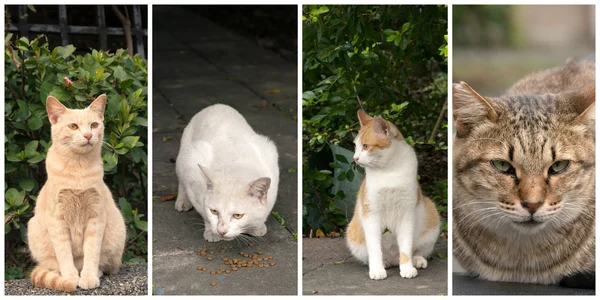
top-left (453, 60), bottom-right (595, 286)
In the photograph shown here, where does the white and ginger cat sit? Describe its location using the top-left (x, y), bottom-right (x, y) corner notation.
top-left (346, 110), bottom-right (440, 280)
top-left (27, 95), bottom-right (126, 292)
top-left (175, 104), bottom-right (279, 242)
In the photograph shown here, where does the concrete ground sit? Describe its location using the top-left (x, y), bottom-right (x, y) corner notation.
top-left (152, 6), bottom-right (298, 295)
top-left (453, 274), bottom-right (595, 295)
top-left (302, 238), bottom-right (448, 295)
top-left (4, 263), bottom-right (147, 295)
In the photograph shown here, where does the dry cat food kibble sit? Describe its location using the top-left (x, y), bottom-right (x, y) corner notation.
top-left (207, 257), bottom-right (213, 261)
top-left (210, 282), bottom-right (216, 286)
top-left (196, 246), bottom-right (276, 279)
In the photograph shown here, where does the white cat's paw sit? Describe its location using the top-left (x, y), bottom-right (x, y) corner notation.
top-left (400, 266), bottom-right (418, 278)
top-left (78, 276), bottom-right (100, 289)
top-left (369, 268), bottom-right (388, 280)
top-left (247, 223), bottom-right (267, 236)
top-left (204, 229), bottom-right (222, 242)
top-left (174, 198), bottom-right (193, 212)
top-left (413, 256), bottom-right (428, 269)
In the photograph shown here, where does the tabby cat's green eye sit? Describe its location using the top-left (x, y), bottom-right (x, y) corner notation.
top-left (549, 160), bottom-right (570, 175)
top-left (491, 160), bottom-right (513, 173)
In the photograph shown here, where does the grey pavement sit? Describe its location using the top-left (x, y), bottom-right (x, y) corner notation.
top-left (152, 6), bottom-right (297, 295)
top-left (453, 274), bottom-right (595, 295)
top-left (302, 238), bottom-right (448, 295)
top-left (4, 263), bottom-right (147, 295)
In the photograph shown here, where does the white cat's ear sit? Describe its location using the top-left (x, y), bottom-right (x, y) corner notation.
top-left (198, 165), bottom-right (213, 189)
top-left (453, 81), bottom-right (498, 137)
top-left (46, 96), bottom-right (68, 125)
top-left (247, 177), bottom-right (271, 204)
top-left (88, 94), bottom-right (107, 120)
top-left (571, 84), bottom-right (595, 122)
top-left (357, 109), bottom-right (373, 127)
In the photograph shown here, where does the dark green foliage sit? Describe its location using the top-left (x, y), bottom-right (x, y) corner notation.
top-left (302, 5), bottom-right (448, 236)
top-left (4, 34), bottom-right (148, 277)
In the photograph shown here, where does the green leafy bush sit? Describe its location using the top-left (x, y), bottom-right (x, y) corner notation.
top-left (302, 5), bottom-right (448, 236)
top-left (4, 34), bottom-right (148, 276)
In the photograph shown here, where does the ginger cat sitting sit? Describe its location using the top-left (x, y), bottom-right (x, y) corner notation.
top-left (27, 95), bottom-right (126, 292)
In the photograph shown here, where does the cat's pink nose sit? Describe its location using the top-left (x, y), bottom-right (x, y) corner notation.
top-left (353, 157), bottom-right (359, 162)
top-left (218, 230), bottom-right (227, 236)
top-left (83, 133), bottom-right (92, 141)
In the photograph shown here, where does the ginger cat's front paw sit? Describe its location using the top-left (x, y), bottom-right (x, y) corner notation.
top-left (64, 275), bottom-right (80, 287)
top-left (400, 266), bottom-right (418, 278)
top-left (369, 267), bottom-right (387, 280)
top-left (78, 276), bottom-right (100, 289)
top-left (247, 223), bottom-right (267, 237)
top-left (204, 229), bottom-right (222, 242)
top-left (413, 256), bottom-right (428, 269)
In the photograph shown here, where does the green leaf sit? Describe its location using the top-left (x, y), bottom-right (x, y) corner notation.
top-left (401, 22), bottom-right (411, 34)
top-left (120, 136), bottom-right (140, 149)
top-left (19, 178), bottom-right (35, 192)
top-left (27, 115), bottom-right (43, 130)
top-left (118, 197), bottom-right (134, 222)
top-left (134, 219), bottom-right (148, 231)
top-left (39, 82), bottom-right (54, 105)
top-left (6, 151), bottom-right (23, 162)
top-left (103, 152), bottom-right (118, 172)
top-left (309, 114), bottom-right (326, 123)
top-left (335, 154), bottom-right (349, 164)
top-left (27, 154), bottom-right (45, 164)
top-left (312, 6), bottom-right (329, 15)
top-left (346, 169), bottom-right (355, 182)
top-left (24, 140), bottom-right (39, 158)
top-left (56, 45), bottom-right (76, 59)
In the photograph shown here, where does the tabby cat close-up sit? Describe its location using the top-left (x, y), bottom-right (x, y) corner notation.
top-left (453, 60), bottom-right (595, 288)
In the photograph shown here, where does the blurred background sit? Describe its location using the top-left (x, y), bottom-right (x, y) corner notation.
top-left (453, 5), bottom-right (594, 96)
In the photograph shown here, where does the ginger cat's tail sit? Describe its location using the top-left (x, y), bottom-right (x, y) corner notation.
top-left (30, 266), bottom-right (77, 292)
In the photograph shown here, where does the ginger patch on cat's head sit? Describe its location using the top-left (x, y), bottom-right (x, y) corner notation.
top-left (356, 110), bottom-right (403, 151)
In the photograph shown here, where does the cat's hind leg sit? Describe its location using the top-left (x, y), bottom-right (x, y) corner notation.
top-left (175, 182), bottom-right (193, 212)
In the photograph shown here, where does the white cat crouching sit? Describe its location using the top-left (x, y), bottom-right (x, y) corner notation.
top-left (174, 104), bottom-right (279, 242)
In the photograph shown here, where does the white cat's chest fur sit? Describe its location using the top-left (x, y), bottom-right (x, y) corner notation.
top-left (365, 168), bottom-right (418, 229)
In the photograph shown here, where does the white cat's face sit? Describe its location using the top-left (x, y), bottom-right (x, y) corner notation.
top-left (200, 172), bottom-right (271, 240)
top-left (47, 95), bottom-right (106, 154)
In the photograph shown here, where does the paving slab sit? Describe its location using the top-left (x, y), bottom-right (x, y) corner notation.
top-left (302, 238), bottom-right (448, 295)
top-left (452, 274), bottom-right (594, 295)
top-left (152, 6), bottom-right (298, 295)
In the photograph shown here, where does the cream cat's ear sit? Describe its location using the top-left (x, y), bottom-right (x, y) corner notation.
top-left (571, 84), bottom-right (595, 122)
top-left (453, 81), bottom-right (498, 137)
top-left (357, 109), bottom-right (373, 127)
top-left (46, 96), bottom-right (68, 125)
top-left (247, 177), bottom-right (271, 204)
top-left (198, 165), bottom-right (213, 189)
top-left (88, 94), bottom-right (107, 120)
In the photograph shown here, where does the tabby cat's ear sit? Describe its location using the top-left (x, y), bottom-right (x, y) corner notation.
top-left (247, 177), bottom-right (271, 204)
top-left (88, 94), bottom-right (107, 120)
top-left (46, 96), bottom-right (68, 125)
top-left (198, 165), bottom-right (213, 190)
top-left (571, 84), bottom-right (595, 122)
top-left (357, 109), bottom-right (373, 127)
top-left (453, 81), bottom-right (498, 137)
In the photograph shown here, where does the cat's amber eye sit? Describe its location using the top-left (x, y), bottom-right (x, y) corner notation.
top-left (233, 213), bottom-right (244, 219)
top-left (362, 144), bottom-right (369, 150)
top-left (491, 160), bottom-right (514, 174)
top-left (210, 209), bottom-right (218, 215)
top-left (68, 123), bottom-right (78, 130)
top-left (90, 122), bottom-right (99, 129)
top-left (549, 160), bottom-right (570, 175)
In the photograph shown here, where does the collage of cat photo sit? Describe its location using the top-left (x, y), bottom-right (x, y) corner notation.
top-left (1, 2), bottom-right (597, 298)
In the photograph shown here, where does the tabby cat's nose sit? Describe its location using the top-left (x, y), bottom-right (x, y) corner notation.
top-left (521, 200), bottom-right (543, 214)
